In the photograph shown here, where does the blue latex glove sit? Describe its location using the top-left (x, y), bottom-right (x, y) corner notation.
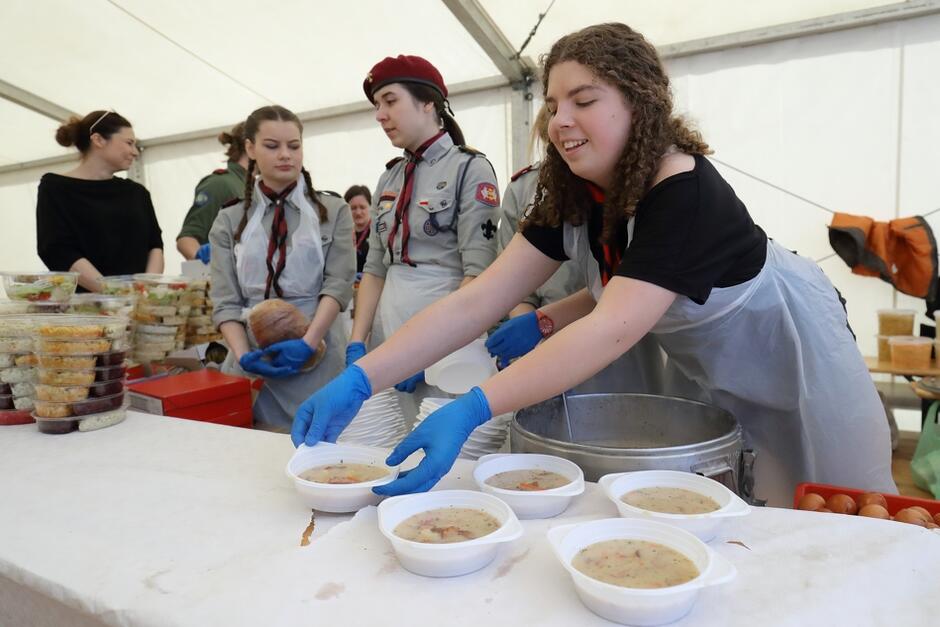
top-left (394, 370), bottom-right (424, 393)
top-left (484, 311), bottom-right (541, 368)
top-left (292, 364), bottom-right (373, 447)
top-left (195, 243), bottom-right (211, 264)
top-left (373, 387), bottom-right (492, 496)
top-left (263, 338), bottom-right (315, 371)
top-left (345, 341), bottom-right (367, 367)
top-left (239, 350), bottom-right (293, 378)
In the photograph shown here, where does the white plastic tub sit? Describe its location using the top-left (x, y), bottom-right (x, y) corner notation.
top-left (547, 518), bottom-right (736, 626)
top-left (598, 470), bottom-right (750, 541)
top-left (285, 443), bottom-right (398, 513)
top-left (425, 338), bottom-right (496, 394)
top-left (473, 453), bottom-right (585, 519)
top-left (377, 489), bottom-right (523, 577)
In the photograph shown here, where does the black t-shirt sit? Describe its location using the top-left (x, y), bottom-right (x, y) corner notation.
top-left (355, 229), bottom-right (370, 274)
top-left (36, 174), bottom-right (164, 282)
top-left (523, 154), bottom-right (767, 305)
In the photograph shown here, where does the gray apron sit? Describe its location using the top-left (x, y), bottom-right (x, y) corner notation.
top-left (565, 222), bottom-right (896, 506)
top-left (223, 179), bottom-right (345, 432)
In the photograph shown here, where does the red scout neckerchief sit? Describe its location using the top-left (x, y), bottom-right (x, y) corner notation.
top-left (586, 182), bottom-right (622, 287)
top-left (259, 179), bottom-right (298, 299)
top-left (354, 224), bottom-right (371, 251)
top-left (387, 130), bottom-right (446, 266)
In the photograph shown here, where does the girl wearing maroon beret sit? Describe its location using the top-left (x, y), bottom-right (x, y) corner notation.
top-left (346, 55), bottom-right (500, 416)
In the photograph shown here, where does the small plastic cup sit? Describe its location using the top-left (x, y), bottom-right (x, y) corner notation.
top-left (878, 309), bottom-right (915, 336)
top-left (889, 336), bottom-right (932, 370)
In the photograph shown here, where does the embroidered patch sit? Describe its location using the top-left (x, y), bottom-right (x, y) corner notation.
top-left (194, 191), bottom-right (209, 208)
top-left (423, 219), bottom-right (439, 236)
top-left (379, 191), bottom-right (397, 202)
top-left (480, 219), bottom-right (497, 240)
top-left (475, 183), bottom-right (499, 207)
top-left (376, 219), bottom-right (387, 234)
top-left (522, 202), bottom-right (534, 219)
top-left (436, 181), bottom-right (447, 190)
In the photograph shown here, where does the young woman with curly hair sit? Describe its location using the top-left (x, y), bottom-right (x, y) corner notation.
top-left (292, 23), bottom-right (895, 505)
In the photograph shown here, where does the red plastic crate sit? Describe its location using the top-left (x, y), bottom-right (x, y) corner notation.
top-left (794, 482), bottom-right (939, 517)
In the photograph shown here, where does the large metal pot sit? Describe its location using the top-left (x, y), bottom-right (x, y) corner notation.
top-left (511, 393), bottom-right (757, 501)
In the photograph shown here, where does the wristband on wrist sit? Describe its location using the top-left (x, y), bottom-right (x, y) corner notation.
top-left (535, 309), bottom-right (554, 338)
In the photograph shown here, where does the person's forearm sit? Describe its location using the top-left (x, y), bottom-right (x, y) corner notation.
top-left (350, 273), bottom-right (384, 343)
top-left (146, 248), bottom-right (164, 274)
top-left (509, 303), bottom-right (537, 318)
top-left (219, 321), bottom-right (251, 360)
top-left (69, 258), bottom-right (103, 292)
top-left (304, 296), bottom-right (341, 348)
top-left (480, 278), bottom-right (676, 415)
top-left (460, 275), bottom-right (476, 288)
top-left (177, 237), bottom-right (200, 260)
top-left (539, 288), bottom-right (597, 331)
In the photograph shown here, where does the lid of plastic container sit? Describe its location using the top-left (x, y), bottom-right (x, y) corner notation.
top-left (888, 336), bottom-right (932, 345)
top-left (876, 308), bottom-right (916, 315)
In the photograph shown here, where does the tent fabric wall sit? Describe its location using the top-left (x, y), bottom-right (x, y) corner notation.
top-left (0, 10), bottom-right (937, 365)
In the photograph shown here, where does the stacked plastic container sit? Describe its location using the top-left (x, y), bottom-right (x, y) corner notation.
top-left (183, 278), bottom-right (221, 347)
top-left (30, 315), bottom-right (130, 434)
top-left (0, 271), bottom-right (80, 426)
top-left (130, 274), bottom-right (192, 363)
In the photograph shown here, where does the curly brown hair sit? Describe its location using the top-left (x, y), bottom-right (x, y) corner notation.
top-left (527, 23), bottom-right (710, 242)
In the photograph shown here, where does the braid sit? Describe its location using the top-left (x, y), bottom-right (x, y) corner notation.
top-left (233, 159), bottom-right (256, 243)
top-left (301, 168), bottom-right (328, 223)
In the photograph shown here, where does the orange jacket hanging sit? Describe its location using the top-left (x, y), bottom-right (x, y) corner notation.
top-left (828, 213), bottom-right (938, 304)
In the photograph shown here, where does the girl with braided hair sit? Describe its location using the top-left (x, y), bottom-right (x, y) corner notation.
top-left (293, 24), bottom-right (895, 505)
top-left (209, 105), bottom-right (355, 431)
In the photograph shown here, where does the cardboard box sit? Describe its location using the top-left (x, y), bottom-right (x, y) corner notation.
top-left (128, 370), bottom-right (252, 428)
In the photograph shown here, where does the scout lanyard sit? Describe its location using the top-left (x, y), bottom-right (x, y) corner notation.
top-left (354, 224), bottom-right (370, 251)
top-left (586, 183), bottom-right (623, 286)
top-left (387, 130), bottom-right (446, 266)
top-left (260, 180), bottom-right (298, 298)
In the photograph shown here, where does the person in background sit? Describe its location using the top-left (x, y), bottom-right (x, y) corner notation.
top-left (37, 110), bottom-right (164, 291)
top-left (292, 23), bottom-right (895, 506)
top-left (344, 184), bottom-right (372, 275)
top-left (177, 122), bottom-right (249, 264)
top-left (345, 55), bottom-right (500, 413)
top-left (209, 105), bottom-right (355, 431)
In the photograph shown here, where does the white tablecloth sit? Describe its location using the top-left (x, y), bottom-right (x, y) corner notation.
top-left (1, 411), bottom-right (939, 627)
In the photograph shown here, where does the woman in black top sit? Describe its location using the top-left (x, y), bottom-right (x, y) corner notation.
top-left (36, 110), bottom-right (164, 291)
top-left (343, 184), bottom-right (372, 275)
top-left (292, 23), bottom-right (895, 505)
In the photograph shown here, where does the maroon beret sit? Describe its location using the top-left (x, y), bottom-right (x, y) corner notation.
top-left (363, 55), bottom-right (447, 103)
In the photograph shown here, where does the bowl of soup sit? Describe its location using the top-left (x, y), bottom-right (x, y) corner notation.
top-left (377, 489), bottom-right (523, 577)
top-left (547, 518), bottom-right (736, 626)
top-left (473, 453), bottom-right (585, 519)
top-left (598, 470), bottom-right (750, 541)
top-left (285, 443), bottom-right (398, 513)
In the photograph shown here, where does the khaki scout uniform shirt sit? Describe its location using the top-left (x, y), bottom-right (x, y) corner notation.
top-left (496, 163), bottom-right (584, 308)
top-left (177, 161), bottom-right (247, 244)
top-left (209, 189), bottom-right (356, 328)
top-left (363, 132), bottom-right (499, 278)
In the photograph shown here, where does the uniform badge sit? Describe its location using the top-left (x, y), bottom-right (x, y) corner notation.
top-left (475, 183), bottom-right (499, 207)
top-left (194, 191), bottom-right (209, 208)
top-left (480, 219), bottom-right (497, 240)
top-left (522, 202), bottom-right (534, 219)
top-left (376, 219), bottom-right (387, 234)
top-left (436, 181), bottom-right (447, 190)
top-left (423, 219), bottom-right (439, 236)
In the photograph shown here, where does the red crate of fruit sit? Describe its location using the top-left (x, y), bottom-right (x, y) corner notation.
top-left (794, 482), bottom-right (939, 518)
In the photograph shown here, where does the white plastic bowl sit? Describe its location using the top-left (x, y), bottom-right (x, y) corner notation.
top-left (547, 518), bottom-right (736, 626)
top-left (285, 443), bottom-right (398, 513)
top-left (425, 338), bottom-right (496, 394)
top-left (377, 489), bottom-right (523, 577)
top-left (598, 470), bottom-right (750, 541)
top-left (473, 453), bottom-right (585, 519)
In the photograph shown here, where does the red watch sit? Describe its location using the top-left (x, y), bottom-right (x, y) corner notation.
top-left (535, 309), bottom-right (554, 338)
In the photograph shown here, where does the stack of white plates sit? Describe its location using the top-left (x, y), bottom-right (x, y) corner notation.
top-left (337, 389), bottom-right (407, 447)
top-left (414, 397), bottom-right (511, 460)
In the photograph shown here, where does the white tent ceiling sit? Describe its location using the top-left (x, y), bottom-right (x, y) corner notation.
top-left (0, 0), bottom-right (919, 169)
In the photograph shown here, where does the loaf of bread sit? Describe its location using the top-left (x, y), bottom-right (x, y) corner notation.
top-left (248, 299), bottom-right (309, 348)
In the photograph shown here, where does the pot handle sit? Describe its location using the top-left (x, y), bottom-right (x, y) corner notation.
top-left (691, 458), bottom-right (733, 482)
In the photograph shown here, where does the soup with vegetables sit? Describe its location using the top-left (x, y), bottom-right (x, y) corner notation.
top-left (622, 487), bottom-right (720, 514)
top-left (394, 507), bottom-right (499, 543)
top-left (485, 469), bottom-right (571, 491)
top-left (299, 463), bottom-right (388, 484)
top-left (573, 539), bottom-right (699, 589)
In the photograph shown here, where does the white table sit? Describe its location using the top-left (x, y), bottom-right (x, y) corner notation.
top-left (2, 411), bottom-right (939, 627)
